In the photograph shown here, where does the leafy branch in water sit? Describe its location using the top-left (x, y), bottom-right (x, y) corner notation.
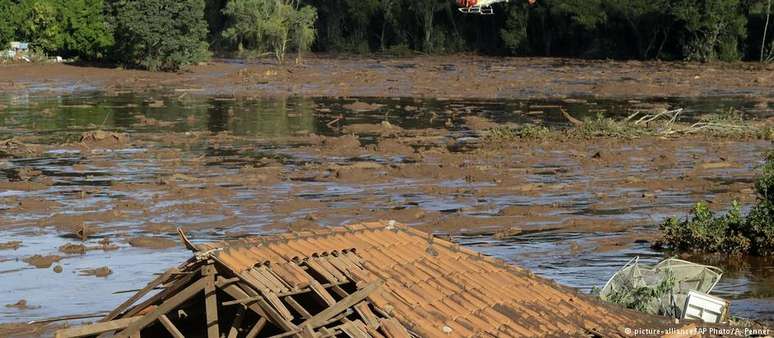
top-left (575, 108), bottom-right (770, 139)
top-left (483, 124), bottom-right (550, 142)
top-left (658, 152), bottom-right (774, 256)
top-left (481, 108), bottom-right (773, 143)
top-left (605, 268), bottom-right (677, 316)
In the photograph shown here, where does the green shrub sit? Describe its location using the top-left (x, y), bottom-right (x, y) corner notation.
top-left (573, 113), bottom-right (648, 138)
top-left (660, 201), bottom-right (750, 254)
top-left (755, 151), bottom-right (774, 203)
top-left (659, 152), bottom-right (774, 256)
top-left (483, 124), bottom-right (551, 142)
top-left (107, 0), bottom-right (210, 71)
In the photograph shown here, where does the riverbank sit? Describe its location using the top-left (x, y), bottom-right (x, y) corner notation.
top-left (2, 55), bottom-right (774, 99)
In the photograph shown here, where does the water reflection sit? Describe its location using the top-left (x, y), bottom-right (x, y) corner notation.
top-left (1, 93), bottom-right (772, 140)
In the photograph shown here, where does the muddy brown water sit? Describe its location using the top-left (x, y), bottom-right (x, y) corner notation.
top-left (0, 92), bottom-right (772, 326)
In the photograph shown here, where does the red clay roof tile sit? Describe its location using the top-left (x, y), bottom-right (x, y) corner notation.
top-left (202, 222), bottom-right (670, 337)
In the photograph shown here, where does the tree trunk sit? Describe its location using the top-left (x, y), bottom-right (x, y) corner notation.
top-left (762, 0), bottom-right (772, 62)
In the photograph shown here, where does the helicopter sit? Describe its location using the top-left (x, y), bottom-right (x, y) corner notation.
top-left (457, 0), bottom-right (535, 15)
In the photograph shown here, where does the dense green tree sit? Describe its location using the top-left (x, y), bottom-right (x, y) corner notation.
top-left (0, 0), bottom-right (20, 48)
top-left (106, 0), bottom-right (210, 71)
top-left (222, 0), bottom-right (317, 63)
top-left (501, 4), bottom-right (530, 53)
top-left (58, 0), bottom-right (114, 59)
top-left (16, 0), bottom-right (63, 53)
top-left (2, 0), bottom-right (773, 65)
top-left (671, 0), bottom-right (748, 61)
top-left (603, 0), bottom-right (671, 59)
top-left (1, 0), bottom-right (112, 59)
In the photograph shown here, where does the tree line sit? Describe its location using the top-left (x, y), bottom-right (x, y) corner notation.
top-left (1, 0), bottom-right (773, 71)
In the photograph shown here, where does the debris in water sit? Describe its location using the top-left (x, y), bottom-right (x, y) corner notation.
top-left (79, 266), bottom-right (112, 278)
top-left (599, 257), bottom-right (726, 322)
top-left (23, 255), bottom-right (62, 269)
top-left (5, 299), bottom-right (36, 310)
top-left (79, 130), bottom-right (126, 147)
top-left (0, 241), bottom-right (22, 250)
top-left (127, 236), bottom-right (177, 249)
top-left (0, 138), bottom-right (40, 157)
top-left (6, 167), bottom-right (41, 181)
top-left (59, 243), bottom-right (87, 255)
top-left (343, 101), bottom-right (383, 112)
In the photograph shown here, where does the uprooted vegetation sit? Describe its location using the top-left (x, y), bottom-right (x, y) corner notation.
top-left (604, 269), bottom-right (677, 316)
top-left (658, 152), bottom-right (774, 256)
top-left (479, 108), bottom-right (773, 142)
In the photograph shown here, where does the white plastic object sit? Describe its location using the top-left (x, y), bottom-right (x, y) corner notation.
top-left (682, 290), bottom-right (728, 323)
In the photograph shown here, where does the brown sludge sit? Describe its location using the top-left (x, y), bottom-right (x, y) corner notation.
top-left (2, 57), bottom-right (774, 99)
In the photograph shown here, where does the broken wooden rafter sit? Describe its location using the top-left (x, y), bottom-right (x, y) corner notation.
top-left (123, 265), bottom-right (201, 318)
top-left (300, 280), bottom-right (383, 330)
top-left (55, 316), bottom-right (141, 338)
top-left (114, 278), bottom-right (207, 338)
top-left (102, 267), bottom-right (179, 321)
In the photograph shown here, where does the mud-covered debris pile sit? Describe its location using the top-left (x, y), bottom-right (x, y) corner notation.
top-left (79, 130), bottom-right (127, 147)
top-left (56, 221), bottom-right (677, 338)
top-left (0, 138), bottom-right (40, 158)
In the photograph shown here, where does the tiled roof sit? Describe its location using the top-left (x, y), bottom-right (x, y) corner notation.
top-left (200, 220), bottom-right (668, 337)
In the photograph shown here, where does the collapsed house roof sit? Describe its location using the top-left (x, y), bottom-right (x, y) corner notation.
top-left (55, 221), bottom-right (673, 338)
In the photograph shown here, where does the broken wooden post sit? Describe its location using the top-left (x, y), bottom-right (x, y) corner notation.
top-left (226, 305), bottom-right (246, 338)
top-left (203, 264), bottom-right (220, 338)
top-left (158, 314), bottom-right (184, 338)
top-left (245, 317), bottom-right (267, 338)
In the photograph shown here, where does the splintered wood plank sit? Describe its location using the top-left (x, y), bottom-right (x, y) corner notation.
top-left (339, 321), bottom-right (369, 338)
top-left (309, 280), bottom-right (337, 306)
top-left (115, 278), bottom-right (206, 338)
top-left (255, 296), bottom-right (298, 332)
top-left (331, 284), bottom-right (349, 298)
top-left (301, 280), bottom-right (383, 330)
top-left (217, 280), bottom-right (272, 324)
top-left (379, 318), bottom-right (411, 338)
top-left (284, 296), bottom-right (312, 319)
top-left (264, 290), bottom-right (294, 322)
top-left (125, 267), bottom-right (200, 318)
top-left (54, 317), bottom-right (141, 338)
top-left (245, 317), bottom-right (267, 338)
top-left (103, 268), bottom-right (179, 322)
top-left (226, 305), bottom-right (246, 338)
top-left (158, 314), bottom-right (184, 338)
top-left (306, 260), bottom-right (337, 283)
top-left (225, 279), bottom-right (297, 332)
top-left (353, 302), bottom-right (379, 328)
top-left (205, 274), bottom-right (220, 338)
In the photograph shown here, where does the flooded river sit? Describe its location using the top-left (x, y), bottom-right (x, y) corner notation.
top-left (0, 92), bottom-right (772, 325)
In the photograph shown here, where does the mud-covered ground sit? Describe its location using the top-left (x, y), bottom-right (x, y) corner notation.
top-left (0, 59), bottom-right (773, 336)
top-left (2, 56), bottom-right (774, 99)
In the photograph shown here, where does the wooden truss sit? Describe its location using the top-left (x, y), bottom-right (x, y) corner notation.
top-left (55, 251), bottom-right (413, 338)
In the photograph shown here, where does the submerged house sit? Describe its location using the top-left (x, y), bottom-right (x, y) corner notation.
top-left (55, 221), bottom-right (675, 338)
